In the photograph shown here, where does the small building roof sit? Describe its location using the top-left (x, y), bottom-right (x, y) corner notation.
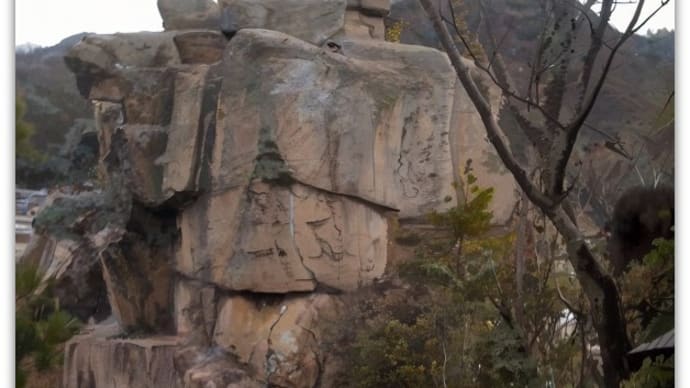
top-left (629, 329), bottom-right (674, 355)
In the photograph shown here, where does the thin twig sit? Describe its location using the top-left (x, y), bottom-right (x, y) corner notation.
top-left (555, 277), bottom-right (584, 316)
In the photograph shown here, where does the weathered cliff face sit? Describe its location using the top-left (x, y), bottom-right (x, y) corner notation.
top-left (22, 0), bottom-right (517, 386)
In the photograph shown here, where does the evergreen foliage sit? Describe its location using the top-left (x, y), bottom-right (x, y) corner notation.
top-left (623, 355), bottom-right (674, 388)
top-left (340, 164), bottom-right (567, 386)
top-left (16, 95), bottom-right (41, 162)
top-left (337, 159), bottom-right (675, 386)
top-left (619, 238), bottom-right (674, 345)
top-left (15, 263), bottom-right (81, 388)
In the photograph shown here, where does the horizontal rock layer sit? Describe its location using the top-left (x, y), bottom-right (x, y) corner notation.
top-left (49, 9), bottom-right (520, 386)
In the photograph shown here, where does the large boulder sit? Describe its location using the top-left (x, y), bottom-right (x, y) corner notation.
top-left (100, 242), bottom-right (172, 333)
top-left (19, 233), bottom-right (111, 321)
top-left (63, 321), bottom-right (183, 388)
top-left (158, 64), bottom-right (223, 200)
top-left (28, 188), bottom-right (177, 332)
top-left (219, 0), bottom-right (347, 44)
top-left (174, 32), bottom-right (479, 294)
top-left (174, 279), bottom-right (217, 344)
top-left (176, 181), bottom-right (389, 293)
top-left (67, 35), bottom-right (224, 207)
top-left (64, 32), bottom-right (181, 99)
top-left (342, 9), bottom-right (387, 40)
top-left (214, 29), bottom-right (459, 218)
top-left (347, 0), bottom-right (391, 16)
top-left (173, 346), bottom-right (260, 388)
top-left (65, 324), bottom-right (260, 388)
top-left (212, 294), bottom-right (339, 387)
top-left (158, 0), bottom-right (220, 31)
top-left (112, 125), bottom-right (169, 205)
top-left (25, 189), bottom-right (131, 321)
top-left (172, 31), bottom-right (227, 64)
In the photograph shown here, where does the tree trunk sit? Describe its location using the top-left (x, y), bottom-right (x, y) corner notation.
top-left (549, 207), bottom-right (631, 386)
top-left (418, 0), bottom-right (632, 384)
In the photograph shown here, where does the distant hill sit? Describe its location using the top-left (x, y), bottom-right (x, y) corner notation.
top-left (388, 0), bottom-right (673, 138)
top-left (16, 33), bottom-right (98, 188)
top-left (16, 33), bottom-right (93, 155)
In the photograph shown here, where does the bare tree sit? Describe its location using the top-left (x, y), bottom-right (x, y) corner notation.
top-left (418, 0), bottom-right (670, 385)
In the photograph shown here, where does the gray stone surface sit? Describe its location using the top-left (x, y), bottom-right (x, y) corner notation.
top-left (219, 0), bottom-right (347, 45)
top-left (215, 29), bottom-right (459, 218)
top-left (63, 321), bottom-right (183, 388)
top-left (158, 0), bottom-right (220, 30)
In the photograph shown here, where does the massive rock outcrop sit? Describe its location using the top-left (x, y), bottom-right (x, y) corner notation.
top-left (20, 0), bottom-right (518, 386)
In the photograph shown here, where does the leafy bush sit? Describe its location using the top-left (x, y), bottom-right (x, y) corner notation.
top-left (385, 20), bottom-right (405, 43)
top-left (350, 317), bottom-right (442, 387)
top-left (334, 161), bottom-right (675, 387)
top-left (619, 238), bottom-right (674, 344)
top-left (622, 356), bottom-right (674, 388)
top-left (335, 163), bottom-right (546, 387)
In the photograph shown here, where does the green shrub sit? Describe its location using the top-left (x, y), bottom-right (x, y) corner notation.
top-left (15, 263), bottom-right (80, 387)
top-left (622, 356), bottom-right (674, 388)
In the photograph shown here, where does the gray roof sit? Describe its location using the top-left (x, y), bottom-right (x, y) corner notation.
top-left (629, 329), bottom-right (674, 354)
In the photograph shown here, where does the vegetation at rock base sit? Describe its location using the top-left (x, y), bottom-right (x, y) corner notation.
top-left (329, 166), bottom-right (674, 387)
top-left (622, 355), bottom-right (674, 388)
top-left (330, 171), bottom-right (551, 386)
top-left (16, 263), bottom-right (81, 388)
top-left (426, 159), bottom-right (493, 277)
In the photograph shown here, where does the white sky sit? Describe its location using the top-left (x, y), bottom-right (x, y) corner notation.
top-left (605, 0), bottom-right (675, 34)
top-left (15, 0), bottom-right (675, 48)
top-left (15, 0), bottom-right (163, 47)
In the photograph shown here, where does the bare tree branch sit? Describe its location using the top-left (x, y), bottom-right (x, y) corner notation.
top-left (556, 277), bottom-right (584, 316)
top-left (540, 2), bottom-right (579, 127)
top-left (417, 0), bottom-right (659, 383)
top-left (450, 2), bottom-right (567, 130)
top-left (565, 0), bottom-right (598, 36)
top-left (552, 0), bottom-right (649, 197)
top-left (574, 0), bottom-right (614, 112)
top-left (631, 0), bottom-right (671, 34)
top-left (420, 0), bottom-right (555, 210)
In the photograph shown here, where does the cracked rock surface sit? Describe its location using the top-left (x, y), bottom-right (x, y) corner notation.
top-left (177, 181), bottom-right (388, 293)
top-left (18, 0), bottom-right (518, 386)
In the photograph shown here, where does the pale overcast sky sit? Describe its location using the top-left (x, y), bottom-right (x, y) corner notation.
top-left (15, 0), bottom-right (675, 48)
